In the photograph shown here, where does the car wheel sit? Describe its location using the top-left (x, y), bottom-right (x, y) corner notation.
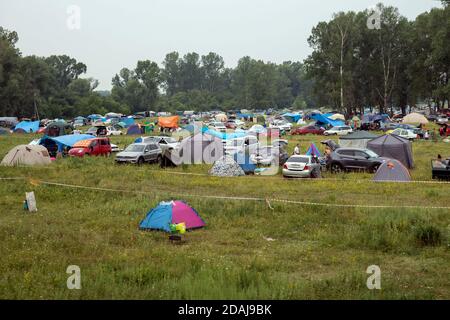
top-left (331, 163), bottom-right (343, 174)
top-left (137, 157), bottom-right (144, 165)
top-left (310, 168), bottom-right (321, 179)
top-left (370, 164), bottom-right (380, 173)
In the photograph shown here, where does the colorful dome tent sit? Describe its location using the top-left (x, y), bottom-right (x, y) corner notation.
top-left (44, 121), bottom-right (73, 137)
top-left (139, 200), bottom-right (206, 232)
top-left (1, 145), bottom-right (51, 166)
top-left (367, 134), bottom-right (414, 169)
top-left (339, 131), bottom-right (379, 148)
top-left (306, 143), bottom-right (322, 157)
top-left (373, 159), bottom-right (411, 182)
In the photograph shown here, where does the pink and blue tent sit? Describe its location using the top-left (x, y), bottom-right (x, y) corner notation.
top-left (139, 201), bottom-right (206, 232)
top-left (306, 143), bottom-right (322, 157)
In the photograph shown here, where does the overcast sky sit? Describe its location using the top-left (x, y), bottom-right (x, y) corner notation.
top-left (0, 0), bottom-right (441, 90)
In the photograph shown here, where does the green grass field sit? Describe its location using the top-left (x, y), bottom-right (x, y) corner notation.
top-left (0, 129), bottom-right (449, 299)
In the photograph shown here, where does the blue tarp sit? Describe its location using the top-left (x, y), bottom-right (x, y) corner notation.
top-left (233, 153), bottom-right (256, 174)
top-left (87, 114), bottom-right (102, 120)
top-left (14, 121), bottom-right (40, 133)
top-left (201, 127), bottom-right (247, 140)
top-left (40, 134), bottom-right (94, 152)
top-left (311, 114), bottom-right (344, 127)
top-left (282, 113), bottom-right (302, 123)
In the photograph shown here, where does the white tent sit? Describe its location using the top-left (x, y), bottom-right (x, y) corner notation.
top-left (1, 145), bottom-right (51, 166)
top-left (402, 113), bottom-right (428, 125)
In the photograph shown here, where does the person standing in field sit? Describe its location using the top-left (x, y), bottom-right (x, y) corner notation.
top-left (293, 143), bottom-right (300, 155)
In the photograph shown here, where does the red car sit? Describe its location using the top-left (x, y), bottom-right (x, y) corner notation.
top-left (291, 125), bottom-right (325, 135)
top-left (68, 137), bottom-right (112, 157)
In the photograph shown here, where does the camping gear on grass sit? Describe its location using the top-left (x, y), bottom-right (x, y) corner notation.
top-left (1, 145), bottom-right (51, 166)
top-left (209, 156), bottom-right (245, 177)
top-left (139, 200), bottom-right (205, 232)
top-left (373, 159), bottom-right (411, 182)
top-left (339, 131), bottom-right (379, 149)
top-left (367, 134), bottom-right (414, 169)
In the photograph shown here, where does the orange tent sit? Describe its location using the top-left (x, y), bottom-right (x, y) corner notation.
top-left (158, 116), bottom-right (179, 128)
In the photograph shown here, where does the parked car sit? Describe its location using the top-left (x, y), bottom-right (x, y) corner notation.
top-left (282, 155), bottom-right (321, 178)
top-left (140, 136), bottom-right (180, 151)
top-left (86, 125), bottom-right (107, 136)
top-left (224, 136), bottom-right (259, 155)
top-left (68, 137), bottom-right (112, 157)
top-left (271, 139), bottom-right (289, 149)
top-left (323, 126), bottom-right (353, 136)
top-left (208, 122), bottom-right (227, 132)
top-left (291, 125), bottom-right (325, 135)
top-left (269, 120), bottom-right (292, 132)
top-left (437, 116), bottom-right (448, 124)
top-left (389, 128), bottom-right (417, 140)
top-left (426, 114), bottom-right (438, 122)
top-left (327, 148), bottom-right (387, 173)
top-left (106, 126), bottom-right (123, 136)
top-left (115, 143), bottom-right (162, 165)
top-left (249, 146), bottom-right (288, 166)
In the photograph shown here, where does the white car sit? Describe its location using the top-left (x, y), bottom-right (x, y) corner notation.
top-left (282, 155), bottom-right (321, 178)
top-left (323, 126), bottom-right (353, 136)
top-left (269, 120), bottom-right (292, 132)
top-left (224, 136), bottom-right (260, 155)
top-left (390, 128), bottom-right (417, 140)
top-left (208, 122), bottom-right (227, 132)
top-left (437, 116), bottom-right (448, 124)
top-left (140, 136), bottom-right (180, 151)
top-left (106, 126), bottom-right (123, 136)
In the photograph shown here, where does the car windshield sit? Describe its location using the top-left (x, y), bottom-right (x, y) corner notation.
top-left (288, 156), bottom-right (309, 163)
top-left (365, 150), bottom-right (379, 158)
top-left (125, 144), bottom-right (145, 152)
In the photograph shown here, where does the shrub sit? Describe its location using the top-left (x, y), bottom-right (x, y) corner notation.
top-left (414, 225), bottom-right (442, 246)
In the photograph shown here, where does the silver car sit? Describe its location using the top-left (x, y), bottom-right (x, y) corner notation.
top-left (115, 143), bottom-right (162, 165)
top-left (282, 155), bottom-right (321, 178)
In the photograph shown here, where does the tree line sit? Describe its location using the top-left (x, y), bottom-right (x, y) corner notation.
top-left (0, 2), bottom-right (448, 119)
top-left (305, 2), bottom-right (450, 115)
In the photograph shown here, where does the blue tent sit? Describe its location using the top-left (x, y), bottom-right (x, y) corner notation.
top-left (119, 117), bottom-right (135, 128)
top-left (233, 153), bottom-right (256, 174)
top-left (14, 121), bottom-right (40, 133)
top-left (311, 114), bottom-right (344, 127)
top-left (87, 114), bottom-right (102, 121)
top-left (282, 113), bottom-right (302, 123)
top-left (39, 134), bottom-right (94, 152)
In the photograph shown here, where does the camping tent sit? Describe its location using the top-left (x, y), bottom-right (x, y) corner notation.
top-left (39, 134), bottom-right (95, 156)
top-left (373, 159), bottom-right (411, 182)
top-left (233, 152), bottom-right (257, 174)
top-left (127, 124), bottom-right (143, 135)
top-left (171, 133), bottom-right (224, 165)
top-left (311, 114), bottom-right (344, 127)
top-left (402, 112), bottom-right (428, 125)
top-left (306, 143), bottom-right (322, 157)
top-left (367, 134), bottom-right (414, 168)
top-left (1, 145), bottom-right (51, 166)
top-left (139, 200), bottom-right (205, 232)
top-left (215, 113), bottom-right (228, 122)
top-left (13, 121), bottom-right (40, 133)
top-left (44, 121), bottom-right (73, 137)
top-left (119, 117), bottom-right (135, 128)
top-left (209, 156), bottom-right (245, 176)
top-left (329, 113), bottom-right (345, 121)
top-left (339, 131), bottom-right (379, 148)
top-left (282, 113), bottom-right (302, 123)
top-left (158, 116), bottom-right (179, 128)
